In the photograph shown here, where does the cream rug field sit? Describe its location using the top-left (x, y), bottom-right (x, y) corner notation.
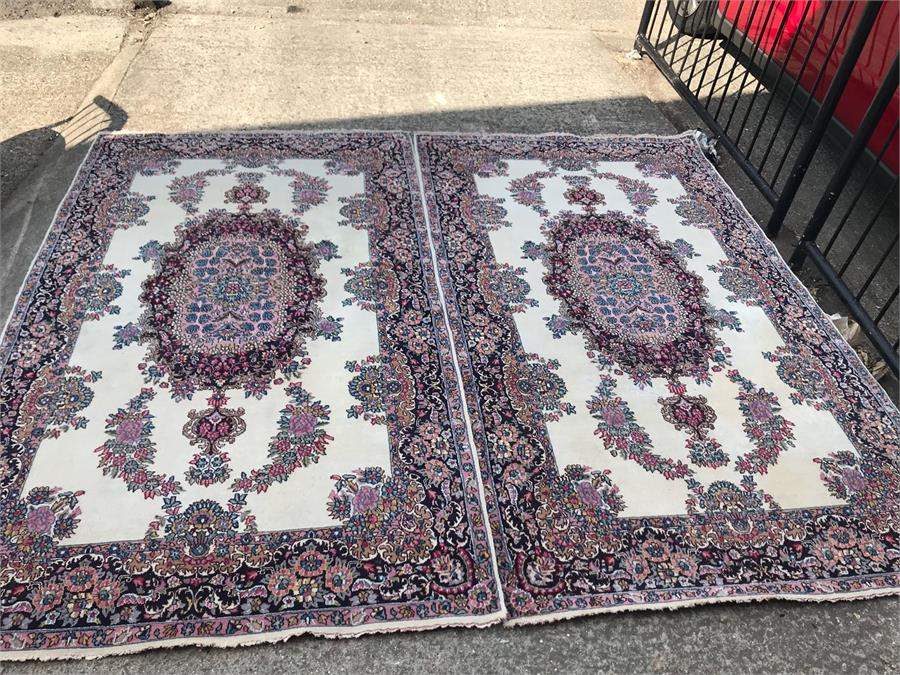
top-left (1, 131), bottom-right (897, 659)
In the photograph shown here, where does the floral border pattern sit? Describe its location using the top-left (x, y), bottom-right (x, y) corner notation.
top-left (0, 132), bottom-right (502, 657)
top-left (415, 132), bottom-right (900, 622)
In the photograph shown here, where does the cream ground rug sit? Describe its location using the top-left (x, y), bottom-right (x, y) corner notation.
top-left (1, 131), bottom-right (897, 659)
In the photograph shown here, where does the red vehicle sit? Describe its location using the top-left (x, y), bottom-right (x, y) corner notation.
top-left (670, 0), bottom-right (899, 172)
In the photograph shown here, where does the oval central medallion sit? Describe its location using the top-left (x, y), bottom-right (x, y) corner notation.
top-left (140, 209), bottom-right (325, 394)
top-left (543, 211), bottom-right (716, 382)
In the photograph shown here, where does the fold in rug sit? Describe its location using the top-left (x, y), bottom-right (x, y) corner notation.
top-left (0, 132), bottom-right (504, 659)
top-left (415, 132), bottom-right (900, 625)
top-left (1, 131), bottom-right (898, 659)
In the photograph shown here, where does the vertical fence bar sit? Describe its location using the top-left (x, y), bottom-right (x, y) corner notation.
top-left (765, 0), bottom-right (884, 237)
top-left (789, 55), bottom-right (899, 266)
top-left (823, 122), bottom-right (898, 256)
top-left (634, 0), bottom-right (655, 50)
top-left (757, 1), bottom-right (834, 171)
top-left (723, 0), bottom-right (779, 135)
top-left (743, 0), bottom-right (813, 157)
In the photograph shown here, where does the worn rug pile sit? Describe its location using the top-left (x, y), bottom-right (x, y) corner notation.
top-left (1, 131), bottom-right (898, 659)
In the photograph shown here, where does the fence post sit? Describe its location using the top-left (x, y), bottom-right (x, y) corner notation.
top-left (764, 0), bottom-right (883, 238)
top-left (789, 57), bottom-right (899, 268)
top-left (634, 1), bottom-right (656, 52)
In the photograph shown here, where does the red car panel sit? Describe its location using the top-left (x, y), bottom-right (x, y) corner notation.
top-left (720, 0), bottom-right (898, 173)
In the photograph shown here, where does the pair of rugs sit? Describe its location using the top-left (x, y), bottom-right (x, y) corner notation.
top-left (1, 131), bottom-right (898, 660)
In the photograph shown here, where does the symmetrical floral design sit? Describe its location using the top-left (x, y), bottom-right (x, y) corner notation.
top-left (183, 392), bottom-right (247, 486)
top-left (659, 382), bottom-right (727, 469)
top-left (224, 172), bottom-right (270, 211)
top-left (139, 209), bottom-right (326, 398)
top-left (508, 171), bottom-right (551, 216)
top-left (416, 132), bottom-right (900, 625)
top-left (109, 191), bottom-right (154, 228)
top-left (0, 133), bottom-right (502, 656)
top-left (461, 193), bottom-right (511, 231)
top-left (541, 210), bottom-right (722, 386)
top-left (477, 262), bottom-right (537, 314)
top-left (3, 131), bottom-right (899, 657)
top-left (16, 365), bottom-right (101, 441)
top-left (346, 353), bottom-right (415, 427)
top-left (594, 172), bottom-right (657, 215)
top-left (589, 375), bottom-right (694, 482)
top-left (342, 261), bottom-right (400, 313)
top-left (65, 264), bottom-right (129, 322)
top-left (338, 193), bottom-right (388, 231)
top-left (502, 352), bottom-right (576, 425)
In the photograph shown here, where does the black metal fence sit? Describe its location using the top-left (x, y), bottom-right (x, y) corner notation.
top-left (635, 0), bottom-right (899, 377)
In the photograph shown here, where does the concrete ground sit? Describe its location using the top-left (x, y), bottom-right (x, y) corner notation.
top-left (0, 1), bottom-right (898, 673)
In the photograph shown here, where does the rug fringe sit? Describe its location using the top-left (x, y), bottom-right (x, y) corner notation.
top-left (0, 610), bottom-right (506, 662)
top-left (504, 586), bottom-right (900, 627)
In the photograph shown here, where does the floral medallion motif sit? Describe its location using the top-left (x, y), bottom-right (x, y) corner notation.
top-left (224, 172), bottom-right (270, 211)
top-left (338, 193), bottom-right (388, 231)
top-left (16, 365), bottom-right (101, 441)
top-left (659, 382), bottom-right (727, 469)
top-left (183, 393), bottom-right (247, 486)
top-left (109, 191), bottom-right (154, 228)
top-left (477, 262), bottom-right (537, 314)
top-left (461, 193), bottom-right (510, 231)
top-left (415, 132), bottom-right (900, 625)
top-left (541, 210), bottom-right (719, 385)
top-left (342, 261), bottom-right (400, 313)
top-left (502, 352), bottom-right (575, 425)
top-left (139, 209), bottom-right (326, 397)
top-left (346, 353), bottom-right (415, 427)
top-left (0, 133), bottom-right (504, 657)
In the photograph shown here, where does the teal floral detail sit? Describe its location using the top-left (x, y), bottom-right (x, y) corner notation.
top-left (727, 370), bottom-right (795, 475)
top-left (109, 192), bottom-right (154, 228)
top-left (112, 322), bottom-right (142, 350)
top-left (314, 315), bottom-right (344, 341)
top-left (314, 240), bottom-right (340, 261)
top-left (95, 388), bottom-right (183, 499)
top-left (588, 376), bottom-right (694, 481)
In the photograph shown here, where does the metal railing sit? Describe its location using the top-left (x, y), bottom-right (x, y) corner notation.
top-left (635, 0), bottom-right (899, 377)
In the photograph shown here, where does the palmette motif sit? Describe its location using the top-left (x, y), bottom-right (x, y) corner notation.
top-left (416, 133), bottom-right (900, 622)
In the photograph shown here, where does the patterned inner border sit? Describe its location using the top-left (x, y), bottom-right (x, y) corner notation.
top-left (415, 132), bottom-right (900, 622)
top-left (0, 132), bottom-right (503, 656)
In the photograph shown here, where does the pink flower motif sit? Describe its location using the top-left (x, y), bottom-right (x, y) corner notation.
top-left (575, 481), bottom-right (601, 506)
top-left (748, 400), bottom-right (773, 421)
top-left (602, 406), bottom-right (626, 428)
top-left (288, 413), bottom-right (316, 437)
top-left (353, 485), bottom-right (380, 513)
top-left (116, 418), bottom-right (144, 444)
top-left (841, 467), bottom-right (866, 492)
top-left (26, 505), bottom-right (56, 535)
